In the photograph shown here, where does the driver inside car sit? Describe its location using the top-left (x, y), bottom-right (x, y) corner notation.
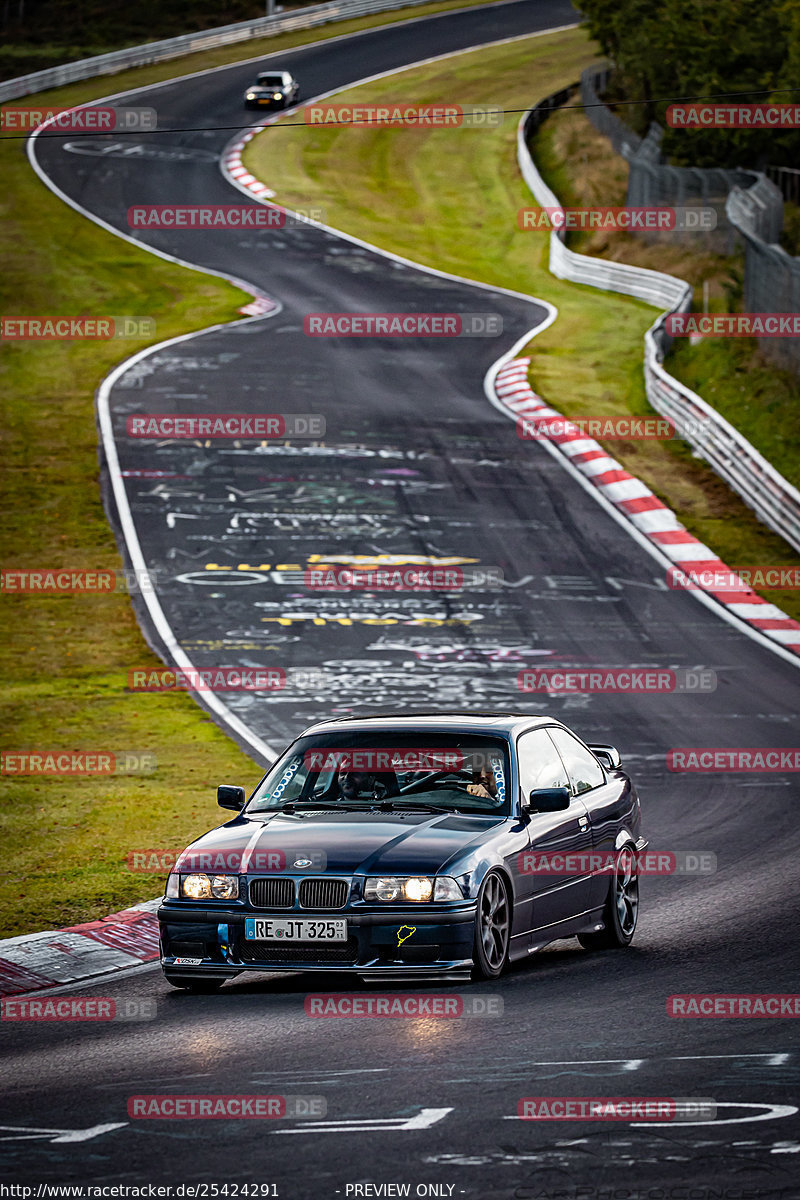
top-left (467, 764), bottom-right (498, 800)
top-left (337, 770), bottom-right (397, 802)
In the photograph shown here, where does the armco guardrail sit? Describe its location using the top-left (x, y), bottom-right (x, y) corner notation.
top-left (0, 0), bottom-right (439, 102)
top-left (517, 97), bottom-right (800, 556)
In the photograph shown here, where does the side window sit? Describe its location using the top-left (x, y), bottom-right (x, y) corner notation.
top-left (547, 728), bottom-right (605, 795)
top-left (517, 729), bottom-right (569, 800)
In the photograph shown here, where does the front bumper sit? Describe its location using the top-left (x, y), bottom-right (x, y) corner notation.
top-left (158, 902), bottom-right (477, 978)
top-left (245, 97), bottom-right (283, 109)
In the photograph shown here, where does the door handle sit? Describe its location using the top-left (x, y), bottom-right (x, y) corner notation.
top-left (578, 815), bottom-right (589, 830)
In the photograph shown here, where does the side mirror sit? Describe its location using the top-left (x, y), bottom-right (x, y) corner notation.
top-left (526, 786), bottom-right (571, 812)
top-left (217, 784), bottom-right (246, 811)
top-left (589, 744), bottom-right (621, 770)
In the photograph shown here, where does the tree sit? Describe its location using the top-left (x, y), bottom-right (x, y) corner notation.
top-left (576, 0), bottom-right (800, 167)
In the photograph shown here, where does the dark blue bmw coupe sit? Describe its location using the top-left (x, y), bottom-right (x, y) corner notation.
top-left (158, 713), bottom-right (647, 990)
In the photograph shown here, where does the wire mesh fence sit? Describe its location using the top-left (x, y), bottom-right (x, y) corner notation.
top-left (579, 64), bottom-right (799, 373)
top-left (727, 178), bottom-right (800, 372)
top-left (581, 65), bottom-right (757, 253)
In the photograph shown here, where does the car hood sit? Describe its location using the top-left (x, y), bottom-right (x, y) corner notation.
top-left (177, 810), bottom-right (504, 876)
top-left (247, 85), bottom-right (285, 94)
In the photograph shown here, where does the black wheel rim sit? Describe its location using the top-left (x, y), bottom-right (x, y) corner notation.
top-left (479, 874), bottom-right (509, 969)
top-left (615, 847), bottom-right (639, 937)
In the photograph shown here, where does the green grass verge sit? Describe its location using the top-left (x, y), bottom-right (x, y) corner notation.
top-left (666, 338), bottom-right (800, 493)
top-left (0, 0), bottom-right (512, 939)
top-left (243, 24), bottom-right (800, 622)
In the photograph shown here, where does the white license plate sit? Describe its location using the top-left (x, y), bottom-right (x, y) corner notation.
top-left (245, 917), bottom-right (347, 942)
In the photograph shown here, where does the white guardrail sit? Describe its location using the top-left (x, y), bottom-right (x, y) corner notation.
top-left (0, 0), bottom-right (442, 102)
top-left (517, 104), bottom-right (800, 556)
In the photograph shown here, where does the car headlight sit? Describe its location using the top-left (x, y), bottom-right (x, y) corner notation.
top-left (182, 874), bottom-right (210, 899)
top-left (273, 93), bottom-right (282, 100)
top-left (434, 876), bottom-right (463, 901)
top-left (211, 875), bottom-right (239, 899)
top-left (246, 93), bottom-right (257, 99)
top-left (180, 873), bottom-right (239, 900)
top-left (363, 876), bottom-right (461, 902)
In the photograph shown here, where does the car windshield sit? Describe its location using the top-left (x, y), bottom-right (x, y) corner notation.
top-left (247, 731), bottom-right (511, 815)
top-left (256, 75), bottom-right (285, 86)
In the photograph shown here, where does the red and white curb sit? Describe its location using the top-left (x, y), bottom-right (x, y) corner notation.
top-left (238, 294), bottom-right (278, 317)
top-left (492, 357), bottom-right (800, 656)
top-left (0, 899), bottom-right (160, 997)
top-left (223, 128), bottom-right (276, 202)
top-left (222, 129), bottom-right (281, 318)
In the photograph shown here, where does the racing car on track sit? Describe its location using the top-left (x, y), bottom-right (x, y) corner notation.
top-left (244, 70), bottom-right (300, 110)
top-left (158, 713), bottom-right (646, 991)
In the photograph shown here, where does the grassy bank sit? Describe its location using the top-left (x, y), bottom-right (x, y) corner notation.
top-left (243, 24), bottom-right (800, 620)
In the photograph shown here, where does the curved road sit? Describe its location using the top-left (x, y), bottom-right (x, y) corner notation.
top-left (4, 1), bottom-right (800, 1195)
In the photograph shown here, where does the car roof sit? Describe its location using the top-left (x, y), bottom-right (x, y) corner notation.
top-left (298, 712), bottom-right (562, 738)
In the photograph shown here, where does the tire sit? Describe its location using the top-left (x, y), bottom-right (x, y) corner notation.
top-left (471, 872), bottom-right (511, 979)
top-left (163, 973), bottom-right (224, 993)
top-left (578, 843), bottom-right (639, 950)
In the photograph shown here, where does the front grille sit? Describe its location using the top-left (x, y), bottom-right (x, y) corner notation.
top-left (239, 938), bottom-right (359, 964)
top-left (299, 878), bottom-right (349, 909)
top-left (249, 877), bottom-right (295, 908)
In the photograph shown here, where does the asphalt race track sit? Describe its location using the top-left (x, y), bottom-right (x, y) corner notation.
top-left (4, 1), bottom-right (800, 1195)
